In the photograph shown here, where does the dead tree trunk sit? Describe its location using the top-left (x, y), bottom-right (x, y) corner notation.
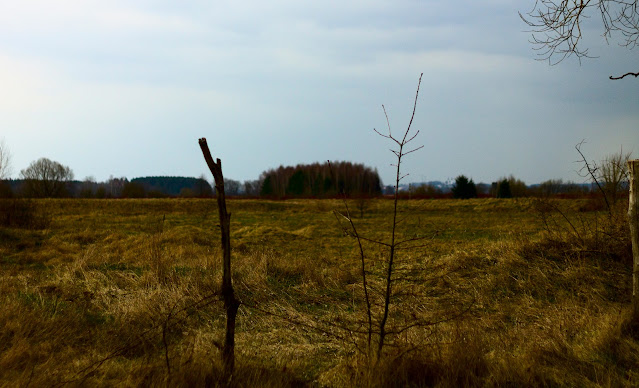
top-left (629, 160), bottom-right (639, 321)
top-left (198, 138), bottom-right (240, 380)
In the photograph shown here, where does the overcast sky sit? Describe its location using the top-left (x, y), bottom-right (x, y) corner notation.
top-left (1, 0), bottom-right (637, 186)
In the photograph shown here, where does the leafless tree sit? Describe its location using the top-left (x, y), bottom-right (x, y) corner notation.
top-left (333, 75), bottom-right (473, 371)
top-left (576, 141), bottom-right (631, 213)
top-left (20, 157), bottom-right (74, 198)
top-left (243, 179), bottom-right (262, 197)
top-left (600, 148), bottom-right (632, 203)
top-left (0, 138), bottom-right (12, 180)
top-left (520, 0), bottom-right (639, 79)
top-left (224, 178), bottom-right (242, 196)
top-left (79, 176), bottom-right (97, 198)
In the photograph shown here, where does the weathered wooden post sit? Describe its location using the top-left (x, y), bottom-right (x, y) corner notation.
top-left (629, 160), bottom-right (639, 321)
top-left (198, 138), bottom-right (240, 381)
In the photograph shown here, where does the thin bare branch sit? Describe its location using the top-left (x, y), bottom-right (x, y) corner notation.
top-left (575, 141), bottom-right (612, 216)
top-left (520, 0), bottom-right (639, 75)
top-left (610, 71), bottom-right (639, 79)
top-left (382, 105), bottom-right (393, 139)
top-left (373, 128), bottom-right (392, 139)
top-left (403, 145), bottom-right (425, 156)
top-left (401, 73), bottom-right (423, 145)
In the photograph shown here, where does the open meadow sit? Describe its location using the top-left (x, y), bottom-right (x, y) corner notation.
top-left (0, 197), bottom-right (637, 387)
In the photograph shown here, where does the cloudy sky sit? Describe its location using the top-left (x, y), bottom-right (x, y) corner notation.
top-left (1, 1), bottom-right (637, 186)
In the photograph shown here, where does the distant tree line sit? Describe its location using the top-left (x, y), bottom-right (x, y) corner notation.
top-left (0, 162), bottom-right (215, 199)
top-left (405, 175), bottom-right (600, 199)
top-left (128, 176), bottom-right (214, 198)
top-left (0, 152), bottom-right (621, 200)
top-left (258, 161), bottom-right (382, 198)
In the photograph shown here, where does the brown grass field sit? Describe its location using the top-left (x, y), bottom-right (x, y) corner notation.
top-left (0, 197), bottom-right (637, 387)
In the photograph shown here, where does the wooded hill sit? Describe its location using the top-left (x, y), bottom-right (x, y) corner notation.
top-left (259, 161), bottom-right (382, 198)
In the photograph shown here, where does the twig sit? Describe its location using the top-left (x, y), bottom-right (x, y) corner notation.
top-left (575, 140), bottom-right (612, 218)
top-left (609, 71), bottom-right (639, 80)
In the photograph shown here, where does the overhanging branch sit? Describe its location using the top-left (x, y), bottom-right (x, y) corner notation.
top-left (609, 71), bottom-right (639, 80)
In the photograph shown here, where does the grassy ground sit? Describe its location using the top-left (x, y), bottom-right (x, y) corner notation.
top-left (0, 197), bottom-right (637, 386)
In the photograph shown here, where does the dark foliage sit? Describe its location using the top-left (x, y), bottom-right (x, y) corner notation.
top-left (259, 161), bottom-right (382, 198)
top-left (260, 175), bottom-right (274, 197)
top-left (496, 179), bottom-right (512, 198)
top-left (121, 182), bottom-right (147, 198)
top-left (0, 181), bottom-right (13, 198)
top-left (286, 170), bottom-right (306, 196)
top-left (131, 176), bottom-right (213, 197)
top-left (452, 175), bottom-right (477, 199)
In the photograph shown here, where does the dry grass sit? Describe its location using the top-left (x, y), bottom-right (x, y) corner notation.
top-left (0, 198), bottom-right (637, 386)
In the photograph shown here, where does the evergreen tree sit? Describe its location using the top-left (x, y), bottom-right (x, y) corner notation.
top-left (497, 179), bottom-right (512, 198)
top-left (452, 175), bottom-right (477, 199)
top-left (287, 170), bottom-right (306, 196)
top-left (260, 175), bottom-right (274, 197)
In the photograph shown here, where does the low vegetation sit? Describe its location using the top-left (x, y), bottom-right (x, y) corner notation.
top-left (0, 196), bottom-right (636, 386)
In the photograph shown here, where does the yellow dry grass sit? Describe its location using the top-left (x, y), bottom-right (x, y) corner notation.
top-left (0, 197), bottom-right (637, 387)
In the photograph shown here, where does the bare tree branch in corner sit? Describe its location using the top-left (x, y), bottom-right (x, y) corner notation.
top-left (610, 71), bottom-right (639, 80)
top-left (520, 0), bottom-right (639, 79)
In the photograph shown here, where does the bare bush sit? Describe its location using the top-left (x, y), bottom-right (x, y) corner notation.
top-left (576, 142), bottom-right (631, 213)
top-left (531, 144), bottom-right (633, 264)
top-left (600, 149), bottom-right (632, 205)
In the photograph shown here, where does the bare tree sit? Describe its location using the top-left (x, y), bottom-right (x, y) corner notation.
top-left (243, 179), bottom-right (262, 197)
top-left (576, 142), bottom-right (631, 213)
top-left (333, 75), bottom-right (473, 374)
top-left (370, 76), bottom-right (425, 362)
top-left (600, 148), bottom-right (632, 204)
top-left (224, 178), bottom-right (242, 196)
top-left (80, 176), bottom-right (97, 198)
top-left (520, 0), bottom-right (639, 79)
top-left (20, 157), bottom-right (74, 198)
top-left (0, 138), bottom-right (12, 180)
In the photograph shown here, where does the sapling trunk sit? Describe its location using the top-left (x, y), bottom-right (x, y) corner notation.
top-left (373, 74), bottom-right (423, 363)
top-left (198, 138), bottom-right (240, 381)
